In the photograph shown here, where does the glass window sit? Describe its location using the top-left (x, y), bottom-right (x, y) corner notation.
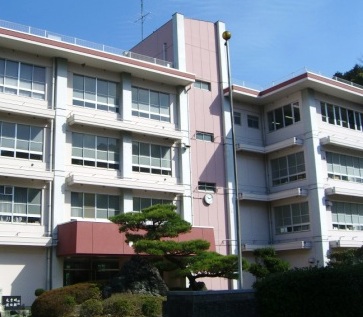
top-left (326, 152), bottom-right (363, 183)
top-left (0, 121), bottom-right (43, 160)
top-left (0, 58), bottom-right (45, 99)
top-left (0, 186), bottom-right (41, 224)
top-left (132, 86), bottom-right (171, 122)
top-left (247, 115), bottom-right (259, 129)
top-left (196, 131), bottom-right (214, 142)
top-left (71, 192), bottom-right (120, 219)
top-left (332, 201), bottom-right (363, 231)
top-left (194, 80), bottom-right (211, 91)
top-left (271, 152), bottom-right (306, 186)
top-left (133, 197), bottom-right (173, 212)
top-left (73, 74), bottom-right (119, 112)
top-left (198, 182), bottom-right (216, 192)
top-left (267, 102), bottom-right (300, 132)
top-left (132, 141), bottom-right (171, 175)
top-left (321, 101), bottom-right (363, 132)
top-left (274, 202), bottom-right (310, 234)
top-left (234, 112), bottom-right (241, 125)
top-left (72, 133), bottom-right (119, 170)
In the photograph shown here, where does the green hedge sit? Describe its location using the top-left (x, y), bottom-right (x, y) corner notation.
top-left (255, 264), bottom-right (363, 317)
top-left (102, 293), bottom-right (165, 317)
top-left (31, 283), bottom-right (101, 317)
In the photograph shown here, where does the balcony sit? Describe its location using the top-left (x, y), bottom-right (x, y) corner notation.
top-left (237, 137), bottom-right (303, 154)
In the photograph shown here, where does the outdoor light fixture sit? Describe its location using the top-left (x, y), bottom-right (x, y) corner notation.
top-left (222, 30), bottom-right (243, 289)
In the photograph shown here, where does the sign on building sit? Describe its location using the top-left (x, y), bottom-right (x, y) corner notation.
top-left (1, 296), bottom-right (21, 310)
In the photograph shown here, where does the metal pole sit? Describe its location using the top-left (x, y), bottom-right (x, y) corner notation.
top-left (222, 31), bottom-right (243, 289)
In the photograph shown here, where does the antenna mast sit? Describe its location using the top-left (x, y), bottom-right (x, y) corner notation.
top-left (135, 0), bottom-right (150, 40)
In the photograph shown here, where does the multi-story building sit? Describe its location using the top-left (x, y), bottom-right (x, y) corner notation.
top-left (1, 13), bottom-right (363, 306)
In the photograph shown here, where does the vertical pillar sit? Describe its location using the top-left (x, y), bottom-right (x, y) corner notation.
top-left (51, 58), bottom-right (68, 289)
top-left (301, 88), bottom-right (330, 266)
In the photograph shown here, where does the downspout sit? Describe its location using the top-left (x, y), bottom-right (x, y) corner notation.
top-left (46, 58), bottom-right (56, 290)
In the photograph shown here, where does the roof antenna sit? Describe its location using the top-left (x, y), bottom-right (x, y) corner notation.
top-left (135, 0), bottom-right (150, 40)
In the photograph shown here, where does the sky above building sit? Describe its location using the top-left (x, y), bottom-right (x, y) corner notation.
top-left (1, 0), bottom-right (363, 89)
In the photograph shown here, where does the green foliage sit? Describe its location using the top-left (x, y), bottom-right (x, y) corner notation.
top-left (110, 204), bottom-right (244, 287)
top-left (110, 204), bottom-right (191, 243)
top-left (248, 247), bottom-right (289, 280)
top-left (103, 293), bottom-right (165, 317)
top-left (79, 298), bottom-right (103, 317)
top-left (141, 297), bottom-right (161, 317)
top-left (31, 283), bottom-right (101, 317)
top-left (34, 288), bottom-right (45, 297)
top-left (327, 246), bottom-right (363, 267)
top-left (255, 265), bottom-right (363, 317)
top-left (334, 64), bottom-right (363, 86)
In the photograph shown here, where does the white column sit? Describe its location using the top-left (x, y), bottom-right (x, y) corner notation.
top-left (301, 88), bottom-right (330, 266)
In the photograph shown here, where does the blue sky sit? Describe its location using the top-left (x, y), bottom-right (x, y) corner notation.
top-left (1, 0), bottom-right (363, 89)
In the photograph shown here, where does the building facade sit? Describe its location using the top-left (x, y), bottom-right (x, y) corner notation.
top-left (1, 14), bottom-right (363, 305)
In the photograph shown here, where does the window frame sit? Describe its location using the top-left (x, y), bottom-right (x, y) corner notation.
top-left (194, 80), bottom-right (211, 91)
top-left (196, 131), bottom-right (214, 142)
top-left (234, 112), bottom-right (242, 126)
top-left (271, 151), bottom-right (306, 186)
top-left (326, 151), bottom-right (363, 183)
top-left (331, 201), bottom-right (363, 231)
top-left (73, 74), bottom-right (119, 113)
top-left (247, 114), bottom-right (259, 129)
top-left (132, 86), bottom-right (171, 122)
top-left (0, 185), bottom-right (42, 224)
top-left (132, 141), bottom-right (172, 176)
top-left (132, 197), bottom-right (173, 212)
top-left (0, 121), bottom-right (44, 161)
top-left (267, 102), bottom-right (300, 132)
top-left (71, 192), bottom-right (120, 219)
top-left (198, 182), bottom-right (216, 193)
top-left (274, 202), bottom-right (310, 234)
top-left (0, 58), bottom-right (46, 100)
top-left (71, 132), bottom-right (119, 170)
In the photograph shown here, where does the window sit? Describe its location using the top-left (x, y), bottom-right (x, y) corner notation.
top-left (196, 131), bottom-right (214, 142)
top-left (332, 201), bottom-right (363, 231)
top-left (0, 58), bottom-right (46, 99)
top-left (267, 102), bottom-right (300, 132)
top-left (71, 192), bottom-right (119, 219)
top-left (326, 152), bottom-right (363, 183)
top-left (247, 115), bottom-right (259, 129)
top-left (0, 186), bottom-right (41, 224)
top-left (234, 112), bottom-right (241, 125)
top-left (274, 202), bottom-right (310, 234)
top-left (194, 80), bottom-right (211, 91)
top-left (271, 152), bottom-right (306, 186)
top-left (72, 133), bottom-right (119, 169)
top-left (133, 197), bottom-right (173, 212)
top-left (132, 141), bottom-right (171, 175)
top-left (0, 121), bottom-right (43, 160)
top-left (198, 182), bottom-right (216, 192)
top-left (132, 86), bottom-right (170, 122)
top-left (73, 74), bottom-right (119, 112)
top-left (321, 102), bottom-right (363, 131)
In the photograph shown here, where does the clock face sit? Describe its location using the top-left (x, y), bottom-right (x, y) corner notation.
top-left (204, 193), bottom-right (213, 205)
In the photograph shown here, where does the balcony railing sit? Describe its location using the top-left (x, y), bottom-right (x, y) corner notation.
top-left (0, 19), bottom-right (173, 68)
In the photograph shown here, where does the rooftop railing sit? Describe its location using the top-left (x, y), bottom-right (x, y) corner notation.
top-left (0, 19), bottom-right (173, 68)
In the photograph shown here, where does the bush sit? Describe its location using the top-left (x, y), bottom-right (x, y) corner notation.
top-left (103, 293), bottom-right (165, 317)
top-left (255, 264), bottom-right (363, 317)
top-left (142, 297), bottom-right (160, 317)
top-left (34, 288), bottom-right (45, 297)
top-left (80, 298), bottom-right (103, 317)
top-left (31, 283), bottom-right (101, 317)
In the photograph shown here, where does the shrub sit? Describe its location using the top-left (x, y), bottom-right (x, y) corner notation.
top-left (31, 283), bottom-right (101, 317)
top-left (255, 264), bottom-right (363, 317)
top-left (142, 297), bottom-right (160, 317)
top-left (103, 295), bottom-right (134, 317)
top-left (80, 298), bottom-right (103, 317)
top-left (103, 293), bottom-right (165, 317)
top-left (34, 288), bottom-right (45, 297)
